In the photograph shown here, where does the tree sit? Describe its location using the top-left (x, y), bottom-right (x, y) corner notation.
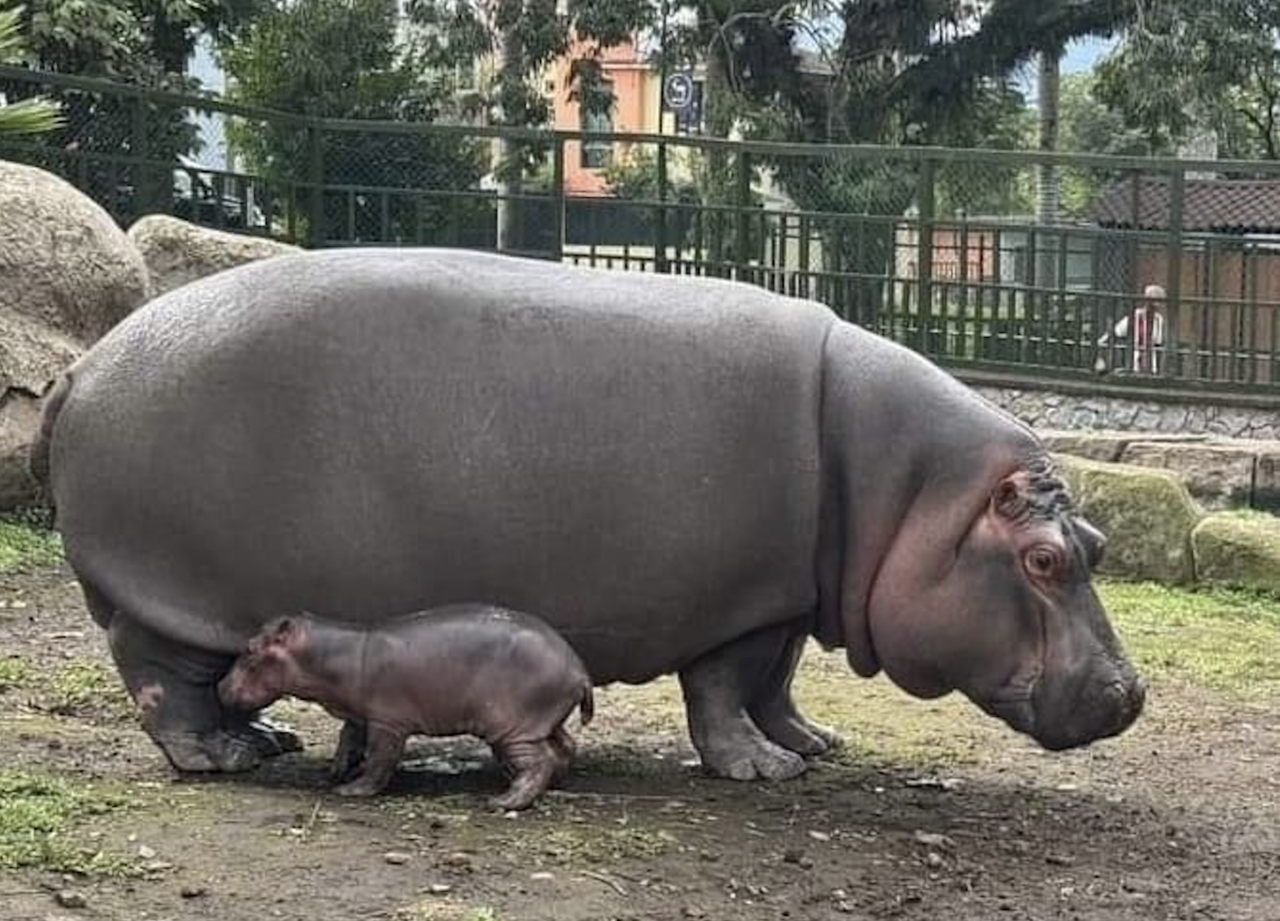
top-left (222, 0), bottom-right (486, 244)
top-left (0, 5), bottom-right (61, 137)
top-left (1095, 0), bottom-right (1280, 160)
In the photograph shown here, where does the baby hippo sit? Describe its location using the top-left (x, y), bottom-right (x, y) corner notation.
top-left (217, 604), bottom-right (594, 811)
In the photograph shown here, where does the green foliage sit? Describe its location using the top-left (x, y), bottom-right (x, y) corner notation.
top-left (0, 770), bottom-right (134, 875)
top-left (0, 5), bottom-right (62, 137)
top-left (1096, 0), bottom-right (1280, 160)
top-left (223, 0), bottom-right (486, 244)
top-left (0, 516), bottom-right (62, 574)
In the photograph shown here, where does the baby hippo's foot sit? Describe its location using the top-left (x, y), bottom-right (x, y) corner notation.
top-left (488, 739), bottom-right (558, 811)
top-left (330, 721), bottom-right (368, 784)
top-left (333, 774), bottom-right (389, 798)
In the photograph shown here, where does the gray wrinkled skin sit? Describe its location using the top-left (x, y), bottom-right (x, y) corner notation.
top-left (36, 248), bottom-right (1145, 780)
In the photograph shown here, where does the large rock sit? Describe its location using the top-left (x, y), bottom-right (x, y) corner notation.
top-left (1054, 453), bottom-right (1203, 584)
top-left (1192, 512), bottom-right (1280, 595)
top-left (127, 214), bottom-right (300, 297)
top-left (1037, 429), bottom-right (1208, 463)
top-left (0, 159), bottom-right (153, 510)
top-left (1119, 441), bottom-right (1257, 511)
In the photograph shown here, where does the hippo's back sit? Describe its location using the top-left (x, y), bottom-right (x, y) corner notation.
top-left (49, 248), bottom-right (837, 681)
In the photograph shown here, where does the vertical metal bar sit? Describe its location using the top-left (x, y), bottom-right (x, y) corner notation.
top-left (916, 158), bottom-right (936, 354)
top-left (307, 121), bottom-right (324, 247)
top-left (655, 140), bottom-right (668, 273)
top-left (735, 150), bottom-right (752, 279)
top-left (550, 137), bottom-right (565, 263)
top-left (1022, 228), bottom-right (1037, 365)
top-left (131, 97), bottom-right (149, 219)
top-left (1056, 229), bottom-right (1070, 368)
top-left (1164, 167), bottom-right (1185, 378)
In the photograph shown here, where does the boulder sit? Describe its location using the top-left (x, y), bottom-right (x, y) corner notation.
top-left (1192, 511), bottom-right (1280, 595)
top-left (1248, 446), bottom-right (1280, 513)
top-left (1119, 441), bottom-right (1256, 511)
top-left (1054, 453), bottom-right (1203, 584)
top-left (127, 214), bottom-right (300, 297)
top-left (0, 159), bottom-right (151, 384)
top-left (0, 159), bottom-right (153, 510)
top-left (1037, 429), bottom-right (1208, 463)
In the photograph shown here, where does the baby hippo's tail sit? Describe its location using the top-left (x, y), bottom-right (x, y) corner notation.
top-left (578, 681), bottom-right (594, 727)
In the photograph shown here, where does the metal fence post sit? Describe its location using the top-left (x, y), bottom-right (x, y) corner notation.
top-left (656, 140), bottom-right (669, 274)
top-left (307, 121), bottom-right (325, 248)
top-left (550, 136), bottom-right (565, 262)
top-left (735, 149), bottom-right (751, 279)
top-left (131, 97), bottom-right (150, 217)
top-left (1165, 166), bottom-right (1185, 378)
top-left (916, 157), bottom-right (936, 354)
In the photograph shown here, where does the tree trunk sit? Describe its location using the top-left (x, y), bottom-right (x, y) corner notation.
top-left (1036, 49), bottom-right (1061, 287)
top-left (494, 9), bottom-right (524, 252)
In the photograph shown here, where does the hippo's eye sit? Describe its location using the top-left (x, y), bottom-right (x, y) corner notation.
top-left (1025, 547), bottom-right (1061, 580)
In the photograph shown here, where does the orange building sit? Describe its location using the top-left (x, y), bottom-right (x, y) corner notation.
top-left (546, 37), bottom-right (685, 195)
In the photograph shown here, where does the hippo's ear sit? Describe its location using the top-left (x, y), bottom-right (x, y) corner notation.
top-left (990, 471), bottom-right (1032, 520)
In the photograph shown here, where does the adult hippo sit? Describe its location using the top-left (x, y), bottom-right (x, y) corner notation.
top-left (32, 247), bottom-right (1145, 780)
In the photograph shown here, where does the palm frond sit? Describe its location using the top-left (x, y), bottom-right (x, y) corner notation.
top-left (0, 96), bottom-right (65, 136)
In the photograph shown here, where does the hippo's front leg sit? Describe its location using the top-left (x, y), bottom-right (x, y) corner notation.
top-left (330, 720), bottom-right (368, 783)
top-left (332, 725), bottom-right (405, 797)
top-left (747, 627), bottom-right (842, 756)
top-left (104, 612), bottom-right (300, 773)
top-left (677, 621), bottom-right (809, 782)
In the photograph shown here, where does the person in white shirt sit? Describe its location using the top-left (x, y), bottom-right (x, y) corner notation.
top-left (1095, 283), bottom-right (1166, 374)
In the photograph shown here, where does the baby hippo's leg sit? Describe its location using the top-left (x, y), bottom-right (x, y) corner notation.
top-left (330, 720), bottom-right (368, 784)
top-left (488, 739), bottom-right (559, 811)
top-left (548, 726), bottom-right (576, 784)
top-left (333, 724), bottom-right (405, 797)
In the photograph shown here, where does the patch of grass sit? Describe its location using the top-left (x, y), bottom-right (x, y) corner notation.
top-left (0, 656), bottom-right (29, 691)
top-left (508, 824), bottom-right (676, 865)
top-left (1100, 580), bottom-right (1280, 695)
top-left (395, 902), bottom-right (501, 921)
top-left (0, 770), bottom-right (135, 875)
top-left (0, 515), bottom-right (61, 574)
top-left (47, 660), bottom-right (132, 717)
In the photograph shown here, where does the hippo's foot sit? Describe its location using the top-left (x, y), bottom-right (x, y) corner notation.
top-left (226, 712), bottom-right (305, 758)
top-left (750, 703), bottom-right (843, 757)
top-left (331, 724), bottom-right (404, 797)
top-left (330, 720), bottom-right (368, 784)
top-left (679, 623), bottom-right (813, 782)
top-left (488, 739), bottom-right (559, 811)
top-left (151, 729), bottom-right (264, 774)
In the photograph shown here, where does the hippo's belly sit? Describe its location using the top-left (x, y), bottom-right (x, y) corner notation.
top-left (49, 249), bottom-right (832, 682)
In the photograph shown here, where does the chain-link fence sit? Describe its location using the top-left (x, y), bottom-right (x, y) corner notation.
top-left (5, 65), bottom-right (1280, 392)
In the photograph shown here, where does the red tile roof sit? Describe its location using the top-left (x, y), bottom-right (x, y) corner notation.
top-left (1090, 174), bottom-right (1280, 234)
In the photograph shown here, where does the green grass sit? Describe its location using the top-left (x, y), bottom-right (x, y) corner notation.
top-left (47, 660), bottom-right (132, 717)
top-left (1100, 580), bottom-right (1280, 695)
top-left (0, 515), bottom-right (61, 573)
top-left (0, 656), bottom-right (29, 691)
top-left (0, 770), bottom-right (134, 875)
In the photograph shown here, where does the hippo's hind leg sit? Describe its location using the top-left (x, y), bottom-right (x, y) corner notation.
top-left (678, 621), bottom-right (812, 782)
top-left (98, 599), bottom-right (299, 773)
top-left (747, 625), bottom-right (842, 757)
top-left (488, 738), bottom-right (559, 811)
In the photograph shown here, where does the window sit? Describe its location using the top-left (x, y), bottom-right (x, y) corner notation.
top-left (581, 83), bottom-right (614, 170)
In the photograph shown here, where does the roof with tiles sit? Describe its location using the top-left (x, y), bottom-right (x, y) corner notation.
top-left (1090, 174), bottom-right (1280, 234)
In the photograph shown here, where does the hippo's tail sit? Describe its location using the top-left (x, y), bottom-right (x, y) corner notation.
top-left (578, 681), bottom-right (595, 727)
top-left (28, 372), bottom-right (73, 513)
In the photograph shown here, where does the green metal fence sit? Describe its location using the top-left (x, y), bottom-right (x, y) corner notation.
top-left (5, 65), bottom-right (1280, 396)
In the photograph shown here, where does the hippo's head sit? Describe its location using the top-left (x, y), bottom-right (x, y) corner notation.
top-left (217, 616), bottom-right (311, 712)
top-left (862, 457), bottom-right (1145, 751)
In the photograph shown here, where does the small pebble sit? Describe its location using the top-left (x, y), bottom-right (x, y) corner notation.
top-left (180, 886), bottom-right (208, 899)
top-left (807, 830), bottom-right (830, 842)
top-left (683, 908), bottom-right (706, 919)
top-left (530, 871), bottom-right (555, 881)
top-left (926, 852), bottom-right (944, 869)
top-left (54, 891), bottom-right (87, 910)
top-left (384, 851), bottom-right (412, 866)
top-left (1046, 853), bottom-right (1075, 866)
top-left (426, 883), bottom-right (453, 896)
top-left (137, 845), bottom-right (156, 860)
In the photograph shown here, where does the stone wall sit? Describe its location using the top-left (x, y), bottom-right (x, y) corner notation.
top-left (967, 383), bottom-right (1280, 440)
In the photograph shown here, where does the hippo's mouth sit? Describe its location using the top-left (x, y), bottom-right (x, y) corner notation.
top-left (980, 687), bottom-right (1038, 737)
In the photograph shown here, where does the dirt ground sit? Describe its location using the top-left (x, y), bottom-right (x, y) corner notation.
top-left (1, 562), bottom-right (1278, 921)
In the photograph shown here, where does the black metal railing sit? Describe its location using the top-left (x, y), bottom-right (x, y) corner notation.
top-left (5, 64), bottom-right (1280, 395)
